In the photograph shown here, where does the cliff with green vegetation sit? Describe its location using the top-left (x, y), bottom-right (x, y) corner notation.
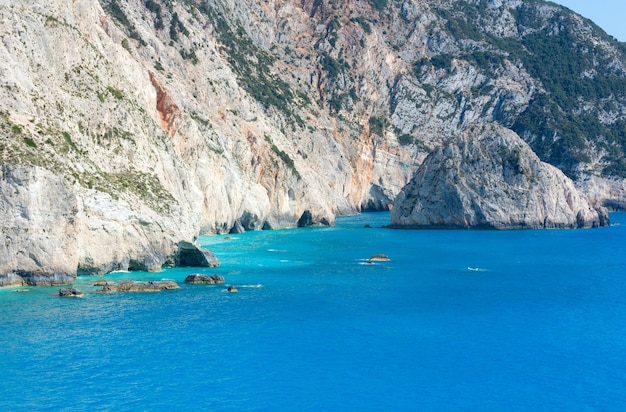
top-left (2, 0), bottom-right (626, 283)
top-left (391, 123), bottom-right (609, 229)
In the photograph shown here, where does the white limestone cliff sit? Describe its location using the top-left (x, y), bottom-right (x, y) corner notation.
top-left (1, 0), bottom-right (625, 284)
top-left (390, 123), bottom-right (609, 229)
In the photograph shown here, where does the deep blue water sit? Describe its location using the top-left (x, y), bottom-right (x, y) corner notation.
top-left (2, 212), bottom-right (626, 411)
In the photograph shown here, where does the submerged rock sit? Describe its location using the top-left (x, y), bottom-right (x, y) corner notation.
top-left (184, 274), bottom-right (225, 284)
top-left (99, 280), bottom-right (180, 293)
top-left (59, 287), bottom-right (84, 298)
top-left (227, 285), bottom-right (238, 293)
top-left (391, 123), bottom-right (609, 229)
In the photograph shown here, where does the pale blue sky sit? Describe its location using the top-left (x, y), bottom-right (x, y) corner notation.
top-left (553, 0), bottom-right (626, 41)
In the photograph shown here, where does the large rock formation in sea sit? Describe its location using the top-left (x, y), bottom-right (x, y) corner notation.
top-left (98, 280), bottom-right (180, 293)
top-left (2, 0), bottom-right (626, 284)
top-left (184, 273), bottom-right (225, 284)
top-left (391, 123), bottom-right (610, 229)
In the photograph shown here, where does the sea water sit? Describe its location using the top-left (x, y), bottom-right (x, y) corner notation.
top-left (1, 212), bottom-right (626, 411)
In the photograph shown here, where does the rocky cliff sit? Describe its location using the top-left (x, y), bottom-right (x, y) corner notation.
top-left (1, 0), bottom-right (626, 283)
top-left (390, 123), bottom-right (610, 229)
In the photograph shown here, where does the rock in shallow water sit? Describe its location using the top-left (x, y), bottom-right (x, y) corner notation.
top-left (99, 280), bottom-right (180, 293)
top-left (391, 123), bottom-right (609, 229)
top-left (176, 242), bottom-right (220, 268)
top-left (59, 287), bottom-right (84, 298)
top-left (368, 254), bottom-right (390, 262)
top-left (92, 280), bottom-right (115, 286)
top-left (184, 274), bottom-right (225, 284)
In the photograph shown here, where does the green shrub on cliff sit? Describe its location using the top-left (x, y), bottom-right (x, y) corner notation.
top-left (425, 0), bottom-right (626, 177)
top-left (197, 3), bottom-right (297, 120)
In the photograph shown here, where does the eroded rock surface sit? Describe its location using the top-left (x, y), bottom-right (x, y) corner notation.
top-left (391, 124), bottom-right (610, 229)
top-left (176, 242), bottom-right (220, 268)
top-left (99, 280), bottom-right (180, 293)
top-left (59, 287), bottom-right (84, 297)
top-left (184, 274), bottom-right (225, 284)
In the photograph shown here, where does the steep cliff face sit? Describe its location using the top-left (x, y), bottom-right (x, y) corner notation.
top-left (0, 165), bottom-right (78, 285)
top-left (390, 123), bottom-right (609, 229)
top-left (1, 0), bottom-right (626, 282)
top-left (188, 0), bottom-right (626, 197)
top-left (0, 0), bottom-right (381, 283)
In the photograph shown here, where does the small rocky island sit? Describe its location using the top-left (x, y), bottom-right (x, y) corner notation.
top-left (59, 287), bottom-right (84, 298)
top-left (97, 280), bottom-right (180, 293)
top-left (390, 123), bottom-right (609, 229)
top-left (368, 254), bottom-right (391, 262)
top-left (184, 274), bottom-right (225, 284)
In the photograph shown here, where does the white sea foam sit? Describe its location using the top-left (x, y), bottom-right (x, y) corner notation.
top-left (467, 267), bottom-right (488, 272)
top-left (359, 261), bottom-right (377, 266)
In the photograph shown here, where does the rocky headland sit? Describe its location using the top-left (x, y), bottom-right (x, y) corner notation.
top-left (391, 123), bottom-right (610, 229)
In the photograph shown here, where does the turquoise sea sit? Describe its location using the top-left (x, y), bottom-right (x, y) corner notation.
top-left (2, 212), bottom-right (626, 411)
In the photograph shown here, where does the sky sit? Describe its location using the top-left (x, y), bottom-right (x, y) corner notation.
top-left (552, 0), bottom-right (626, 41)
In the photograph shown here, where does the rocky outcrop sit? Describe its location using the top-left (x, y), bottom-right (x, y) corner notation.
top-left (93, 280), bottom-right (114, 286)
top-left (391, 124), bottom-right (610, 229)
top-left (176, 242), bottom-right (219, 268)
top-left (98, 280), bottom-right (180, 293)
top-left (59, 287), bottom-right (84, 298)
top-left (368, 254), bottom-right (391, 262)
top-left (184, 274), bottom-right (225, 284)
top-left (577, 176), bottom-right (626, 211)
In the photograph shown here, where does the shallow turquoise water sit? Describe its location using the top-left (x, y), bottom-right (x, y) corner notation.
top-left (1, 212), bottom-right (626, 410)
